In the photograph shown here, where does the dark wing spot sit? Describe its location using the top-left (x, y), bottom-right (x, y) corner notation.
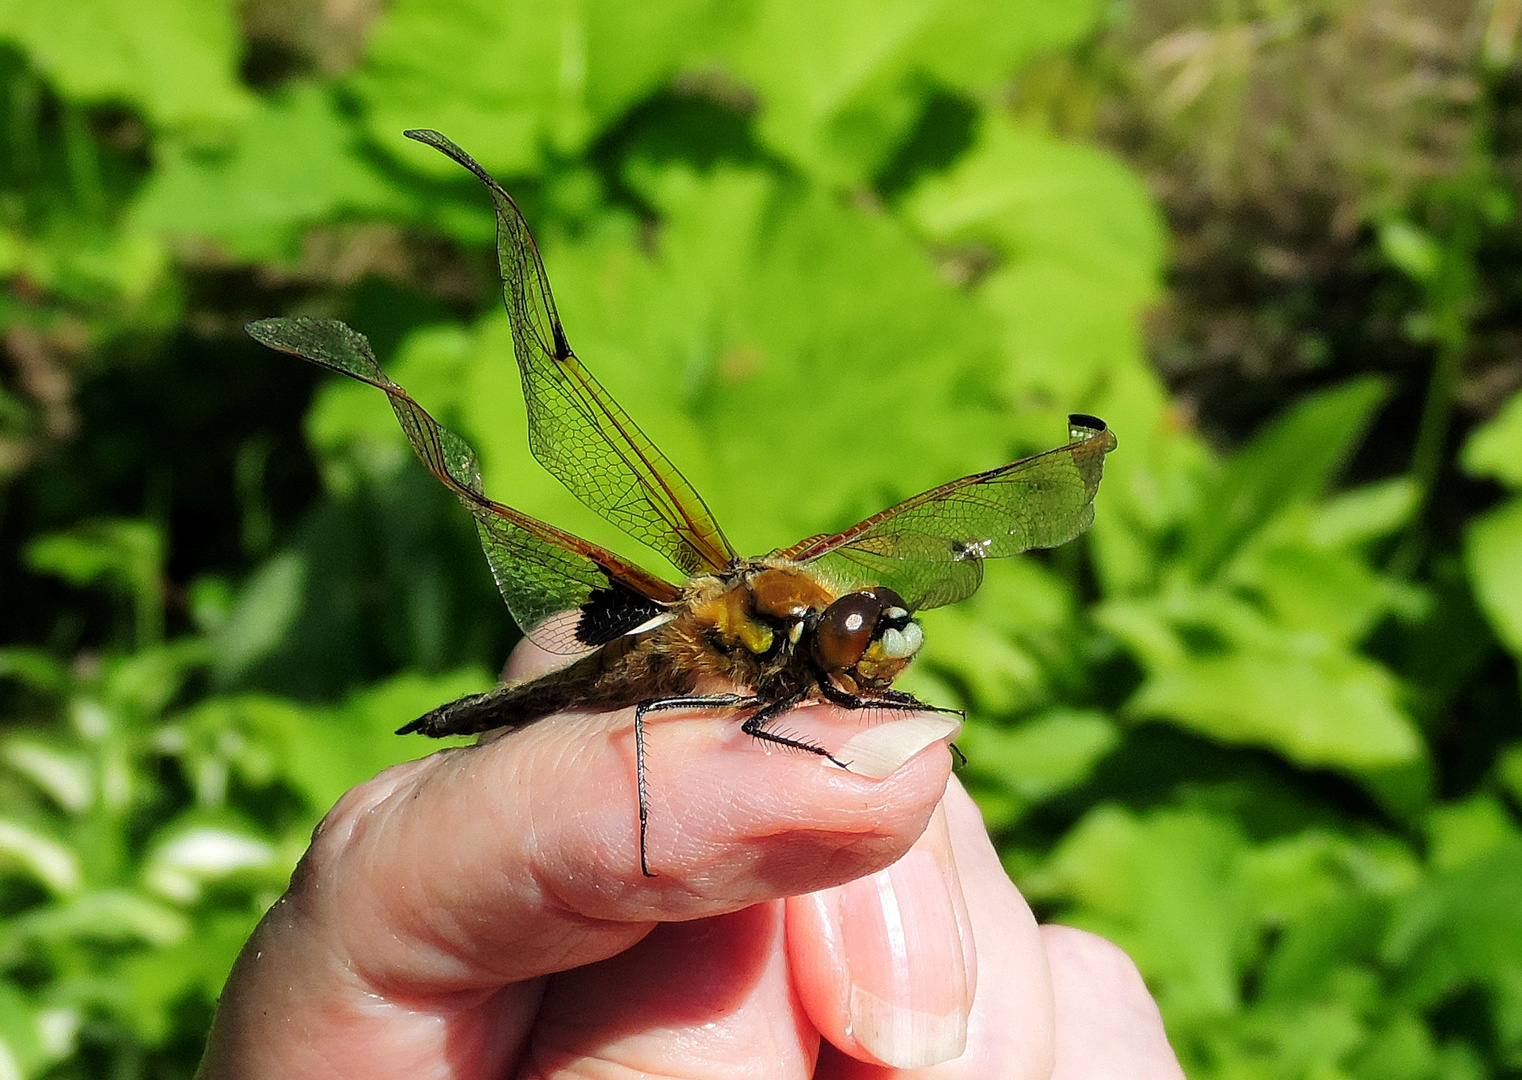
top-left (575, 583), bottom-right (668, 647)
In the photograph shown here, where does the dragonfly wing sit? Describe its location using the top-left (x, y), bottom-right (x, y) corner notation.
top-left (404, 128), bottom-right (736, 577)
top-left (781, 415), bottom-right (1117, 610)
top-left (247, 316), bottom-right (680, 653)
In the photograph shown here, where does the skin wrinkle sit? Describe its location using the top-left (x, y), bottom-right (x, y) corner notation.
top-left (527, 904), bottom-right (812, 1080)
top-left (197, 618), bottom-right (1189, 1080)
top-left (526, 720), bottom-right (607, 896)
top-left (238, 664), bottom-right (951, 1071)
top-left (295, 774), bottom-right (434, 996)
top-left (316, 752), bottom-right (539, 998)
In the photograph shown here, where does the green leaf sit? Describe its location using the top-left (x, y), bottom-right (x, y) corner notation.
top-left (717, 0), bottom-right (941, 184)
top-left (165, 695), bottom-right (295, 805)
top-left (116, 913), bottom-right (252, 1044)
top-left (1377, 219), bottom-right (1442, 282)
top-left (132, 84), bottom-right (412, 261)
top-left (1228, 540), bottom-right (1394, 646)
top-left (0, 649), bottom-right (70, 697)
top-left (1, 741), bottom-right (92, 815)
top-left (1128, 632), bottom-right (1421, 773)
top-left (354, 0), bottom-right (729, 178)
top-left (10, 890), bottom-right (189, 949)
top-left (1462, 385), bottom-right (1522, 488)
top-left (959, 708), bottom-right (1119, 805)
top-left (209, 551), bottom-right (307, 684)
top-left (1425, 795), bottom-right (1520, 872)
top-left (1259, 894), bottom-right (1388, 1005)
top-left (1308, 477), bottom-right (1421, 548)
top-left (1384, 839), bottom-right (1522, 1057)
top-left (908, 116), bottom-right (1165, 317)
top-left (1198, 998), bottom-right (1369, 1079)
top-left (718, 0), bottom-right (1106, 184)
top-left (0, 980), bottom-right (50, 1080)
top-left (23, 519), bottom-right (165, 646)
top-left (1184, 377), bottom-right (1388, 579)
top-left (910, 0), bottom-right (1106, 92)
top-left (1464, 495), bottom-right (1522, 657)
top-left (0, 0), bottom-right (252, 129)
top-left (0, 819), bottom-right (81, 896)
top-left (237, 671), bottom-right (489, 813)
top-left (140, 818), bottom-right (281, 904)
top-left (1224, 498), bottom-right (1422, 647)
top-left (1028, 806), bottom-right (1252, 1023)
top-left (24, 519), bottom-right (161, 594)
top-left (1499, 745), bottom-right (1522, 805)
top-left (1111, 592), bottom-right (1423, 776)
top-left (1349, 1011), bottom-right (1442, 1080)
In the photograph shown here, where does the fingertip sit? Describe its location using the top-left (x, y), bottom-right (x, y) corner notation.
top-left (629, 707), bottom-right (955, 900)
top-left (1042, 925), bottom-right (1186, 1080)
top-left (786, 800), bottom-right (974, 1069)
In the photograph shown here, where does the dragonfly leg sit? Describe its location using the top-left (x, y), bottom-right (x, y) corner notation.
top-left (633, 694), bottom-right (761, 877)
top-left (815, 680), bottom-right (968, 766)
top-left (817, 679), bottom-right (965, 720)
top-left (740, 694), bottom-right (848, 769)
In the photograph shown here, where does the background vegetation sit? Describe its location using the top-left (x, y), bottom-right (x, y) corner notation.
top-left (1, 0), bottom-right (1520, 1076)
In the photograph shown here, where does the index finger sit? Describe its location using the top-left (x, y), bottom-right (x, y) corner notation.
top-left (294, 643), bottom-right (958, 996)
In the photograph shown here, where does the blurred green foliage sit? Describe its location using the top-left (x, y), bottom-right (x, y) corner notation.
top-left (1, 0), bottom-right (1520, 1076)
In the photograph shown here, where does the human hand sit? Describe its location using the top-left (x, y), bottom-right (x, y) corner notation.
top-left (198, 643), bottom-right (1184, 1079)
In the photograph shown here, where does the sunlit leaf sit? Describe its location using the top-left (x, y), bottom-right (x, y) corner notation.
top-left (132, 84), bottom-right (412, 260)
top-left (1425, 795), bottom-right (1520, 872)
top-left (1128, 632), bottom-right (1421, 772)
top-left (0, 0), bottom-right (252, 128)
top-left (236, 671), bottom-right (490, 813)
top-left (959, 708), bottom-right (1119, 804)
top-left (1106, 592), bottom-right (1423, 776)
top-left (1384, 840), bottom-right (1522, 1057)
top-left (718, 0), bottom-right (1107, 184)
top-left (10, 890), bottom-right (189, 949)
top-left (0, 819), bottom-right (80, 896)
top-left (1, 741), bottom-right (93, 815)
top-left (0, 981), bottom-right (49, 1080)
top-left (1028, 806), bottom-right (1252, 1023)
top-left (1465, 495), bottom-right (1522, 657)
top-left (1307, 478), bottom-right (1421, 548)
top-left (1184, 377), bottom-right (1388, 579)
top-left (1462, 385), bottom-right (1522, 488)
top-left (355, 0), bottom-right (730, 177)
top-left (1377, 219), bottom-right (1441, 282)
top-left (141, 820), bottom-right (280, 904)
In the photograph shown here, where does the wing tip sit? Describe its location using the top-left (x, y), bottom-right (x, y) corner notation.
top-left (1067, 413), bottom-right (1117, 452)
top-left (403, 128), bottom-right (504, 196)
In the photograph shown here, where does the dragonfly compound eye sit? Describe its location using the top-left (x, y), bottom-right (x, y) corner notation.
top-left (812, 592), bottom-right (887, 672)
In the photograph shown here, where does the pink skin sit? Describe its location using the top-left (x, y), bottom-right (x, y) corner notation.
top-left (197, 640), bottom-right (1186, 1079)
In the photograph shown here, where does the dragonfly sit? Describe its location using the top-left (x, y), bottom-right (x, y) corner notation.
top-left (247, 128), bottom-right (1117, 876)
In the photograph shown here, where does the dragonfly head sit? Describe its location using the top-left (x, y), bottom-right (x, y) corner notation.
top-left (811, 586), bottom-right (923, 686)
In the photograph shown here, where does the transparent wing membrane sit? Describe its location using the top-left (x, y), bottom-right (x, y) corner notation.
top-left (246, 316), bottom-right (678, 652)
top-left (780, 416), bottom-right (1117, 611)
top-left (404, 128), bottom-right (736, 577)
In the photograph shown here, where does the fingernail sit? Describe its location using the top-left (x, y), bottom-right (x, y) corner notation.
top-left (837, 806), bottom-right (975, 1067)
top-left (836, 714), bottom-right (962, 779)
